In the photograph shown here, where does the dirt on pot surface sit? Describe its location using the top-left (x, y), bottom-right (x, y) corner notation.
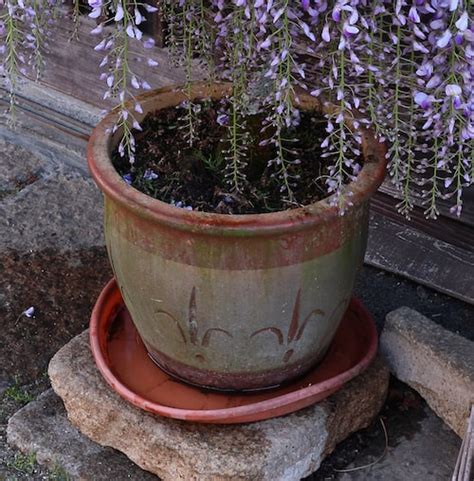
top-left (113, 102), bottom-right (356, 214)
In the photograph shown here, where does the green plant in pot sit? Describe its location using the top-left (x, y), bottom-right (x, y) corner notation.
top-left (2, 1), bottom-right (472, 391)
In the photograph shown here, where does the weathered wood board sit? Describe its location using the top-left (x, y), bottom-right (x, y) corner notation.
top-left (371, 192), bottom-right (474, 253)
top-left (366, 212), bottom-right (474, 304)
top-left (26, 9), bottom-right (187, 109)
top-left (0, 80), bottom-right (94, 171)
top-left (380, 181), bottom-right (474, 229)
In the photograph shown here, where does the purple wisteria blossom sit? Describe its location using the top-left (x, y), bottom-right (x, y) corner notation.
top-left (1, 0), bottom-right (473, 217)
top-left (0, 0), bottom-right (63, 117)
top-left (122, 173), bottom-right (133, 185)
top-left (143, 169), bottom-right (159, 181)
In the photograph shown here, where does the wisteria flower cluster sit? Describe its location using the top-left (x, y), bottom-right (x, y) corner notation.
top-left (0, 0), bottom-right (63, 116)
top-left (0, 0), bottom-right (473, 217)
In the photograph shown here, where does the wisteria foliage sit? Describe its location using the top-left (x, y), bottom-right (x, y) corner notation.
top-left (0, 0), bottom-right (473, 217)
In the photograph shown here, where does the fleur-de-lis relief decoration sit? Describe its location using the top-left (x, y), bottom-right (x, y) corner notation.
top-left (250, 289), bottom-right (325, 363)
top-left (154, 288), bottom-right (233, 361)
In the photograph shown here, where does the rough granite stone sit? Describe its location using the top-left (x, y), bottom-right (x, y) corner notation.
top-left (0, 139), bottom-right (52, 192)
top-left (0, 139), bottom-right (104, 254)
top-left (0, 168), bottom-right (104, 253)
top-left (47, 330), bottom-right (388, 481)
top-left (381, 307), bottom-right (474, 438)
top-left (7, 389), bottom-right (158, 481)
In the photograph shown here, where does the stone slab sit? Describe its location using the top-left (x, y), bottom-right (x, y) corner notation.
top-left (381, 307), bottom-right (474, 438)
top-left (46, 330), bottom-right (388, 481)
top-left (0, 158), bottom-right (104, 253)
top-left (0, 139), bottom-right (53, 191)
top-left (7, 389), bottom-right (158, 481)
top-left (6, 381), bottom-right (464, 481)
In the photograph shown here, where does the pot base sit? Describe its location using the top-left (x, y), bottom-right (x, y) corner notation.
top-left (90, 279), bottom-right (378, 424)
top-left (145, 343), bottom-right (330, 393)
top-left (146, 350), bottom-right (282, 393)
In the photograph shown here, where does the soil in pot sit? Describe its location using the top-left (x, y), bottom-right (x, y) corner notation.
top-left (112, 100), bottom-right (362, 214)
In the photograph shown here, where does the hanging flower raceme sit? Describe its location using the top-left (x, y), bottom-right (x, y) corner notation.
top-left (86, 0), bottom-right (159, 163)
top-left (413, 1), bottom-right (473, 218)
top-left (0, 0), bottom-right (63, 118)
top-left (0, 0), bottom-right (473, 217)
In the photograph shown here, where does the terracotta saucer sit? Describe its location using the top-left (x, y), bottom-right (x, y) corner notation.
top-left (90, 279), bottom-right (378, 424)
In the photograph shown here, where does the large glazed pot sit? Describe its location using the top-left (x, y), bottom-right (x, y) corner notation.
top-left (88, 83), bottom-right (387, 391)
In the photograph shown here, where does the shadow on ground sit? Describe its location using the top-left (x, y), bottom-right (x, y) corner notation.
top-left (1, 246), bottom-right (111, 480)
top-left (306, 378), bottom-right (461, 480)
top-left (356, 265), bottom-right (474, 341)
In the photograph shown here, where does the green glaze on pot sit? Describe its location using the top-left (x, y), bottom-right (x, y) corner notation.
top-left (88, 83), bottom-right (387, 391)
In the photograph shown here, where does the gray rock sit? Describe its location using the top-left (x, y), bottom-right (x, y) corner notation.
top-left (7, 389), bottom-right (158, 481)
top-left (0, 167), bottom-right (104, 253)
top-left (0, 139), bottom-right (53, 193)
top-left (0, 138), bottom-right (104, 253)
top-left (381, 307), bottom-right (474, 438)
top-left (47, 330), bottom-right (389, 481)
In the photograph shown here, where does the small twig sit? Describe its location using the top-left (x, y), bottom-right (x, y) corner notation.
top-left (333, 417), bottom-right (388, 473)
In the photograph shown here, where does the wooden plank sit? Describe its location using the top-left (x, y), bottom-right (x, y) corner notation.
top-left (63, 1), bottom-right (165, 45)
top-left (366, 211), bottom-right (474, 305)
top-left (1, 76), bottom-right (103, 127)
top-left (0, 94), bottom-right (89, 171)
top-left (143, 4), bottom-right (166, 47)
top-left (28, 9), bottom-right (189, 109)
top-left (372, 192), bottom-right (474, 252)
top-left (380, 181), bottom-right (474, 229)
top-left (452, 406), bottom-right (473, 481)
top-left (452, 405), bottom-right (474, 481)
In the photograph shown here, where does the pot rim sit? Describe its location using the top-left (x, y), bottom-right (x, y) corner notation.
top-left (87, 82), bottom-right (387, 236)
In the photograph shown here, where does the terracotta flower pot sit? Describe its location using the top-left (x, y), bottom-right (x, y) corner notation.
top-left (88, 83), bottom-right (387, 391)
